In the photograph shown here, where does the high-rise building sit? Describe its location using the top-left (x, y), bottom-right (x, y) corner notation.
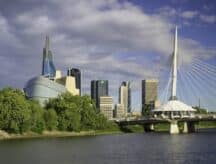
top-left (42, 36), bottom-right (56, 78)
top-left (99, 96), bottom-right (113, 120)
top-left (67, 68), bottom-right (81, 95)
top-left (119, 81), bottom-right (131, 113)
top-left (91, 80), bottom-right (108, 108)
top-left (142, 79), bottom-right (158, 114)
top-left (91, 80), bottom-right (97, 101)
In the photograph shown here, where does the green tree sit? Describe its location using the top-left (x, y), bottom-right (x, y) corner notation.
top-left (44, 108), bottom-right (58, 131)
top-left (193, 106), bottom-right (208, 114)
top-left (142, 104), bottom-right (152, 117)
top-left (46, 93), bottom-right (81, 131)
top-left (46, 93), bottom-right (111, 131)
top-left (29, 100), bottom-right (45, 134)
top-left (0, 88), bottom-right (31, 133)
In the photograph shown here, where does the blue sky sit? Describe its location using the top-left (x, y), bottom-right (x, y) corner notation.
top-left (0, 0), bottom-right (215, 110)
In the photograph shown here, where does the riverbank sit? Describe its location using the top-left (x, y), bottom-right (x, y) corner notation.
top-left (1, 122), bottom-right (216, 140)
top-left (0, 130), bottom-right (123, 140)
top-left (0, 124), bottom-right (145, 140)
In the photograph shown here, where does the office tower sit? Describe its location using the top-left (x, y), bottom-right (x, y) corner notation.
top-left (119, 81), bottom-right (131, 113)
top-left (114, 104), bottom-right (124, 118)
top-left (42, 36), bottom-right (56, 78)
top-left (91, 80), bottom-right (97, 101)
top-left (142, 79), bottom-right (158, 115)
top-left (99, 96), bottom-right (113, 120)
top-left (67, 68), bottom-right (81, 95)
top-left (91, 80), bottom-right (108, 108)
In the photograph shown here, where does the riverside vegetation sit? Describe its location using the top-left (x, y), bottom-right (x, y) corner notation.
top-left (0, 87), bottom-right (215, 139)
top-left (0, 87), bottom-right (119, 138)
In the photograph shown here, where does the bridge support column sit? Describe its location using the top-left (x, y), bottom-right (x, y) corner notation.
top-left (183, 122), bottom-right (189, 133)
top-left (144, 124), bottom-right (154, 132)
top-left (150, 124), bottom-right (154, 131)
top-left (188, 122), bottom-right (196, 133)
top-left (183, 122), bottom-right (196, 133)
top-left (169, 121), bottom-right (179, 134)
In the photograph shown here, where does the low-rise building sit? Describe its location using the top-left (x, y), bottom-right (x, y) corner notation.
top-left (99, 96), bottom-right (113, 120)
top-left (114, 104), bottom-right (125, 118)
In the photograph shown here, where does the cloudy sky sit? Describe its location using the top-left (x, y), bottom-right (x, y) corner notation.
top-left (0, 0), bottom-right (215, 110)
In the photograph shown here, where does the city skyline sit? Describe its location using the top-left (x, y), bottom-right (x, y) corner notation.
top-left (0, 0), bottom-right (215, 110)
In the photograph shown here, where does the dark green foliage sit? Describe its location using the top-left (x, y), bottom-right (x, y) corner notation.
top-left (28, 100), bottom-right (45, 134)
top-left (193, 106), bottom-right (208, 114)
top-left (0, 88), bottom-right (112, 134)
top-left (44, 108), bottom-right (58, 131)
top-left (0, 88), bottom-right (31, 134)
top-left (46, 93), bottom-right (110, 131)
top-left (142, 104), bottom-right (152, 116)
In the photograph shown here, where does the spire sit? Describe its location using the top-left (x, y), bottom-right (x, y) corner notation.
top-left (170, 26), bottom-right (178, 100)
top-left (45, 36), bottom-right (50, 55)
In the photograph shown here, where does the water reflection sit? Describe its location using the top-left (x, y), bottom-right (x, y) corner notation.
top-left (0, 130), bottom-right (216, 164)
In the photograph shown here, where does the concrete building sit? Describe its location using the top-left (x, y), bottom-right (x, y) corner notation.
top-left (55, 76), bottom-right (79, 96)
top-left (119, 81), bottom-right (131, 114)
top-left (91, 80), bottom-right (108, 108)
top-left (67, 68), bottom-right (81, 95)
top-left (114, 104), bottom-right (125, 118)
top-left (99, 96), bottom-right (113, 120)
top-left (142, 79), bottom-right (158, 112)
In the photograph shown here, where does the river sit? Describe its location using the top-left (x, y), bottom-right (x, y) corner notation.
top-left (0, 129), bottom-right (216, 164)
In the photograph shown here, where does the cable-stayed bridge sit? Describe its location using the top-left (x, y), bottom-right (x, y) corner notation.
top-left (116, 26), bottom-right (216, 134)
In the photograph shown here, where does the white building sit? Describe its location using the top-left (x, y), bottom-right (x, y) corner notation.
top-left (99, 96), bottom-right (113, 120)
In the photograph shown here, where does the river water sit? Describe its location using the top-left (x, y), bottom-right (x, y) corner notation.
top-left (0, 129), bottom-right (216, 164)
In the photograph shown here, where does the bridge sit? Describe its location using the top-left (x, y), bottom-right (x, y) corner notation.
top-left (115, 26), bottom-right (215, 134)
top-left (115, 114), bottom-right (216, 134)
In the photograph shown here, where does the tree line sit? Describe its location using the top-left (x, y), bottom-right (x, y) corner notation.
top-left (0, 87), bottom-right (112, 134)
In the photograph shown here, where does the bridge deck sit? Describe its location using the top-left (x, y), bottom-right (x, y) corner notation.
top-left (115, 116), bottom-right (216, 126)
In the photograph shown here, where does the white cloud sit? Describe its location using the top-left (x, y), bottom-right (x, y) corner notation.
top-left (0, 0), bottom-right (215, 108)
top-left (200, 14), bottom-right (216, 23)
top-left (180, 11), bottom-right (198, 19)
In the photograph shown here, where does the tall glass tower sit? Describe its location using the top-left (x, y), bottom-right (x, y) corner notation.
top-left (91, 80), bottom-right (108, 108)
top-left (42, 36), bottom-right (56, 79)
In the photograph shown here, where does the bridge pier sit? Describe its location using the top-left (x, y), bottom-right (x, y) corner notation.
top-left (183, 122), bottom-right (189, 133)
top-left (169, 121), bottom-right (179, 134)
top-left (183, 121), bottom-right (196, 133)
top-left (144, 124), bottom-right (154, 132)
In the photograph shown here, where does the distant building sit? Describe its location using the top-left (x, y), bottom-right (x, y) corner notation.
top-left (24, 36), bottom-right (79, 106)
top-left (55, 76), bottom-right (79, 96)
top-left (91, 80), bottom-right (97, 101)
top-left (119, 81), bottom-right (131, 113)
top-left (67, 68), bottom-right (81, 95)
top-left (142, 79), bottom-right (158, 114)
top-left (42, 36), bottom-right (56, 78)
top-left (100, 96), bottom-right (113, 120)
top-left (114, 104), bottom-right (125, 118)
top-left (91, 80), bottom-right (108, 108)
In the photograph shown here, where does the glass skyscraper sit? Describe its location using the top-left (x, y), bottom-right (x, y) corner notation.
top-left (91, 80), bottom-right (109, 108)
top-left (42, 36), bottom-right (56, 78)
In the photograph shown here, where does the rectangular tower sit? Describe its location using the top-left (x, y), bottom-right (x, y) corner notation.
top-left (119, 81), bottom-right (131, 114)
top-left (67, 68), bottom-right (81, 95)
top-left (91, 80), bottom-right (108, 108)
top-left (142, 79), bottom-right (158, 115)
